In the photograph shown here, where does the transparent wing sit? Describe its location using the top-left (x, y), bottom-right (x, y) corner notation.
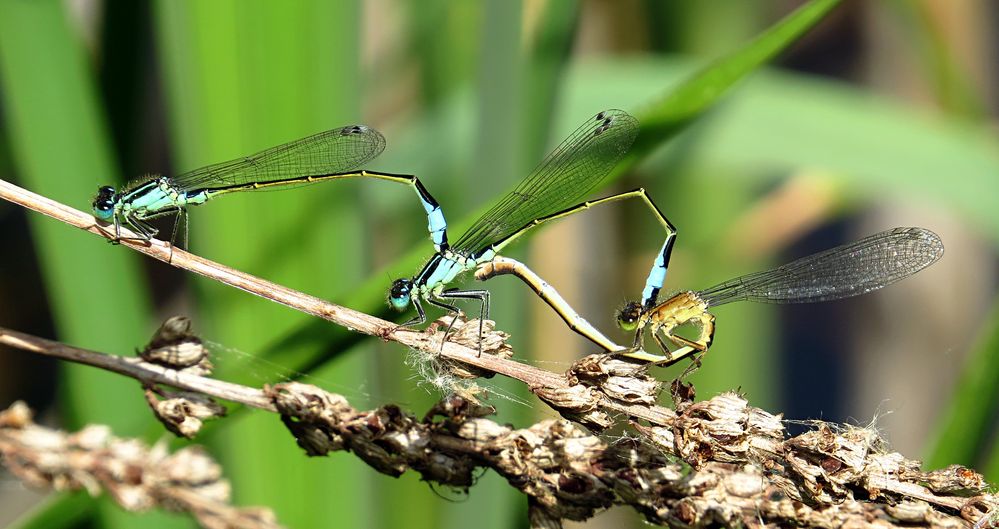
top-left (698, 227), bottom-right (944, 307)
top-left (168, 125), bottom-right (386, 191)
top-left (452, 110), bottom-right (638, 253)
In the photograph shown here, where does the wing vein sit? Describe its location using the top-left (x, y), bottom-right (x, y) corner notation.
top-left (698, 227), bottom-right (944, 306)
top-left (452, 110), bottom-right (638, 254)
top-left (168, 125), bottom-right (386, 191)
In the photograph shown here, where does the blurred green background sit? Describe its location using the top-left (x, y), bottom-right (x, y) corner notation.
top-left (0, 1), bottom-right (997, 528)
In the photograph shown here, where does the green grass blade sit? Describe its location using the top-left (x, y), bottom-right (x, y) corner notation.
top-left (986, 425), bottom-right (999, 483)
top-left (924, 302), bottom-right (999, 472)
top-left (521, 0), bottom-right (579, 162)
top-left (633, 0), bottom-right (841, 148)
top-left (240, 0), bottom-right (849, 402)
top-left (473, 0), bottom-right (524, 199)
top-left (0, 0), bottom-right (152, 426)
top-left (152, 1), bottom-right (395, 527)
top-left (466, 4), bottom-right (529, 528)
top-left (406, 0), bottom-right (480, 107)
top-left (563, 58), bottom-right (999, 240)
top-left (0, 2), bottom-right (165, 527)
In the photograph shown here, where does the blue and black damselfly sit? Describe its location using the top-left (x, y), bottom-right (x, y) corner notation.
top-left (92, 125), bottom-right (444, 248)
top-left (387, 110), bottom-right (677, 351)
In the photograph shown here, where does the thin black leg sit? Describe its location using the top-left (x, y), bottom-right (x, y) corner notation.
top-left (440, 289), bottom-right (490, 356)
top-left (632, 328), bottom-right (645, 349)
top-left (400, 296), bottom-right (429, 327)
top-left (426, 295), bottom-right (463, 351)
top-left (130, 220), bottom-right (153, 241)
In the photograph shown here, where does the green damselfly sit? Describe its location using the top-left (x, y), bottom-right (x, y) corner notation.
top-left (477, 227), bottom-right (944, 366)
top-left (92, 125), bottom-right (444, 247)
top-left (616, 227), bottom-right (944, 364)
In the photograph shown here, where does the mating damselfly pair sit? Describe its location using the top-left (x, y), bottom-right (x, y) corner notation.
top-left (92, 110), bottom-right (944, 368)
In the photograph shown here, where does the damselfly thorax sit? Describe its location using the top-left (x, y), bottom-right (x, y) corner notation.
top-left (637, 291), bottom-right (715, 358)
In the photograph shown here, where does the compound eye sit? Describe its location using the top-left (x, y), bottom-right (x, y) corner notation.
top-left (616, 301), bottom-right (643, 332)
top-left (92, 185), bottom-right (117, 220)
top-left (388, 279), bottom-right (412, 311)
top-left (92, 198), bottom-right (115, 221)
top-left (617, 318), bottom-right (637, 332)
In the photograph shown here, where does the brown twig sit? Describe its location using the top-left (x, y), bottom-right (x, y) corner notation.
top-left (0, 401), bottom-right (283, 529)
top-left (0, 326), bottom-right (274, 411)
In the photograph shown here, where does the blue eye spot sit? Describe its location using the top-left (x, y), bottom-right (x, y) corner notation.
top-left (388, 295), bottom-right (410, 311)
top-left (388, 279), bottom-right (413, 311)
top-left (92, 186), bottom-right (116, 221)
top-left (93, 201), bottom-right (114, 221)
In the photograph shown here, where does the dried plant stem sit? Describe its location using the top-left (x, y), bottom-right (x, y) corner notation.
top-left (2, 328), bottom-right (995, 529)
top-left (0, 402), bottom-right (283, 529)
top-left (0, 326), bottom-right (275, 411)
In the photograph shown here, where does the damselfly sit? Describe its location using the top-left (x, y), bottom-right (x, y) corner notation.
top-left (92, 125), bottom-right (443, 247)
top-left (478, 227), bottom-right (944, 366)
top-left (616, 226), bottom-right (944, 365)
top-left (388, 110), bottom-right (677, 351)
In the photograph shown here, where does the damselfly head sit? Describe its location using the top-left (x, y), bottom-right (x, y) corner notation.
top-left (388, 278), bottom-right (413, 310)
top-left (92, 185), bottom-right (117, 221)
top-left (616, 301), bottom-right (644, 332)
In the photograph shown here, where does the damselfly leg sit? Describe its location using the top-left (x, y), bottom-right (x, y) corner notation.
top-left (438, 288), bottom-right (491, 355)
